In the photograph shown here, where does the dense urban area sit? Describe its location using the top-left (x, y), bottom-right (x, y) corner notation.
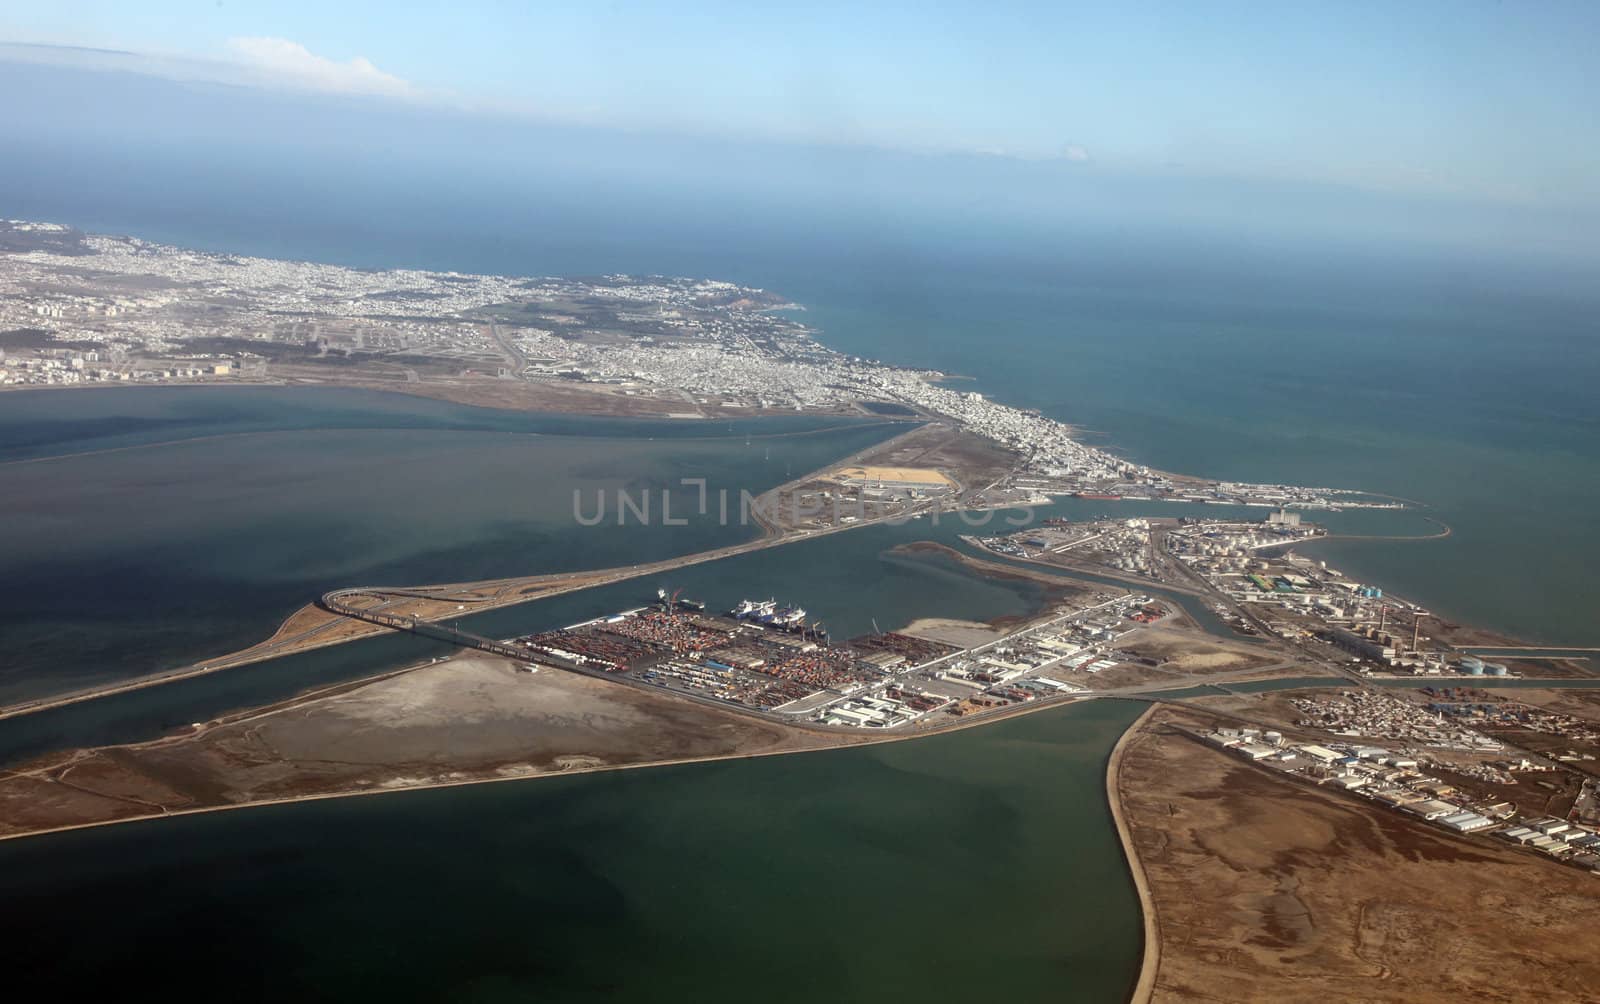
top-left (2, 219), bottom-right (1397, 511)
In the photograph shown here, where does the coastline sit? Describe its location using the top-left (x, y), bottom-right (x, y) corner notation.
top-left (0, 383), bottom-right (918, 465)
top-left (0, 722), bottom-right (862, 847)
top-left (0, 681), bottom-right (1121, 846)
top-left (1107, 705), bottom-right (1159, 1004)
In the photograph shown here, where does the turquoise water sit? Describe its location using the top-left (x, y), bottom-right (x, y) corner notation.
top-left (784, 267), bottom-right (1599, 647)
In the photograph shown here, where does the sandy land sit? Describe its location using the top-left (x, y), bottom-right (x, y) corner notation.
top-left (829, 464), bottom-right (956, 486)
top-left (899, 617), bottom-right (1006, 648)
top-left (0, 655), bottom-right (864, 841)
top-left (816, 424), bottom-right (1015, 495)
top-left (212, 572), bottom-right (611, 666)
top-left (1115, 705), bottom-right (1600, 1002)
top-left (266, 367), bottom-right (788, 420)
top-left (0, 570), bottom-right (619, 723)
top-left (1114, 623), bottom-right (1283, 675)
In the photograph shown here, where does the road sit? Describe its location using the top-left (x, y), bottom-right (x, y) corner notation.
top-left (485, 321), bottom-right (526, 374)
top-left (1147, 529), bottom-right (1370, 685)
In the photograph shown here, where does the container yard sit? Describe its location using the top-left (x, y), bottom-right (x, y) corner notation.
top-left (505, 585), bottom-right (1159, 729)
top-left (513, 595), bottom-right (892, 717)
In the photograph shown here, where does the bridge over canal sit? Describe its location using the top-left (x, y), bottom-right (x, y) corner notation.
top-left (320, 588), bottom-right (531, 661)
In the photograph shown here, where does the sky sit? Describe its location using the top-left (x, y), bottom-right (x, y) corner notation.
top-left (2, 1), bottom-right (1598, 264)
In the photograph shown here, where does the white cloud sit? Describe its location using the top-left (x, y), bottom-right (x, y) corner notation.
top-left (1060, 144), bottom-right (1091, 163)
top-left (224, 37), bottom-right (413, 97)
top-left (0, 38), bottom-right (419, 101)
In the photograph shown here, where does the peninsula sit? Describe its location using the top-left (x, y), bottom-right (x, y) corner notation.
top-left (0, 218), bottom-right (1398, 511)
top-left (5, 221), bottom-right (1599, 1003)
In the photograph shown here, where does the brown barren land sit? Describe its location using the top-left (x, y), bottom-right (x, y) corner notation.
top-left (264, 366), bottom-right (871, 421)
top-left (1114, 704), bottom-right (1600, 1003)
top-left (0, 654), bottom-right (871, 841)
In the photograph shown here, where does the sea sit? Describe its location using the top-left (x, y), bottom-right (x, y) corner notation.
top-left (1, 147), bottom-right (1597, 1001)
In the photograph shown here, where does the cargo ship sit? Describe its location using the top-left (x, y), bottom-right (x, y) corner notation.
top-left (730, 597), bottom-right (808, 631)
top-left (769, 603), bottom-right (806, 628)
top-left (730, 597), bottom-right (773, 620)
top-left (1073, 492), bottom-right (1123, 500)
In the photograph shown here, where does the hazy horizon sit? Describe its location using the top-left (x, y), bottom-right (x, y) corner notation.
top-left (3, 20), bottom-right (1598, 278)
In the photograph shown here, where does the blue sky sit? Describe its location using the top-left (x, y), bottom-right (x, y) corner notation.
top-left (2, 2), bottom-right (1597, 263)
top-left (5, 2), bottom-right (1597, 202)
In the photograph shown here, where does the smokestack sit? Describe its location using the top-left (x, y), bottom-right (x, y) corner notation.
top-left (1411, 612), bottom-right (1421, 652)
top-left (1378, 606), bottom-right (1388, 635)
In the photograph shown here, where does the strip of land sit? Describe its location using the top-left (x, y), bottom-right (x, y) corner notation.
top-left (0, 559), bottom-right (1341, 843)
top-left (1, 218), bottom-right (1404, 517)
top-left (1107, 705), bottom-right (1160, 1004)
top-left (0, 654), bottom-right (868, 841)
top-left (0, 420), bottom-right (1026, 721)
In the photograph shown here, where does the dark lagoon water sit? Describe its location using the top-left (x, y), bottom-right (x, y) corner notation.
top-left (0, 387), bottom-right (901, 702)
top-left (0, 698), bottom-right (1150, 1003)
top-left (0, 385), bottom-right (1147, 1004)
top-left (15, 472), bottom-right (1280, 763)
top-left (0, 512), bottom-right (1067, 764)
